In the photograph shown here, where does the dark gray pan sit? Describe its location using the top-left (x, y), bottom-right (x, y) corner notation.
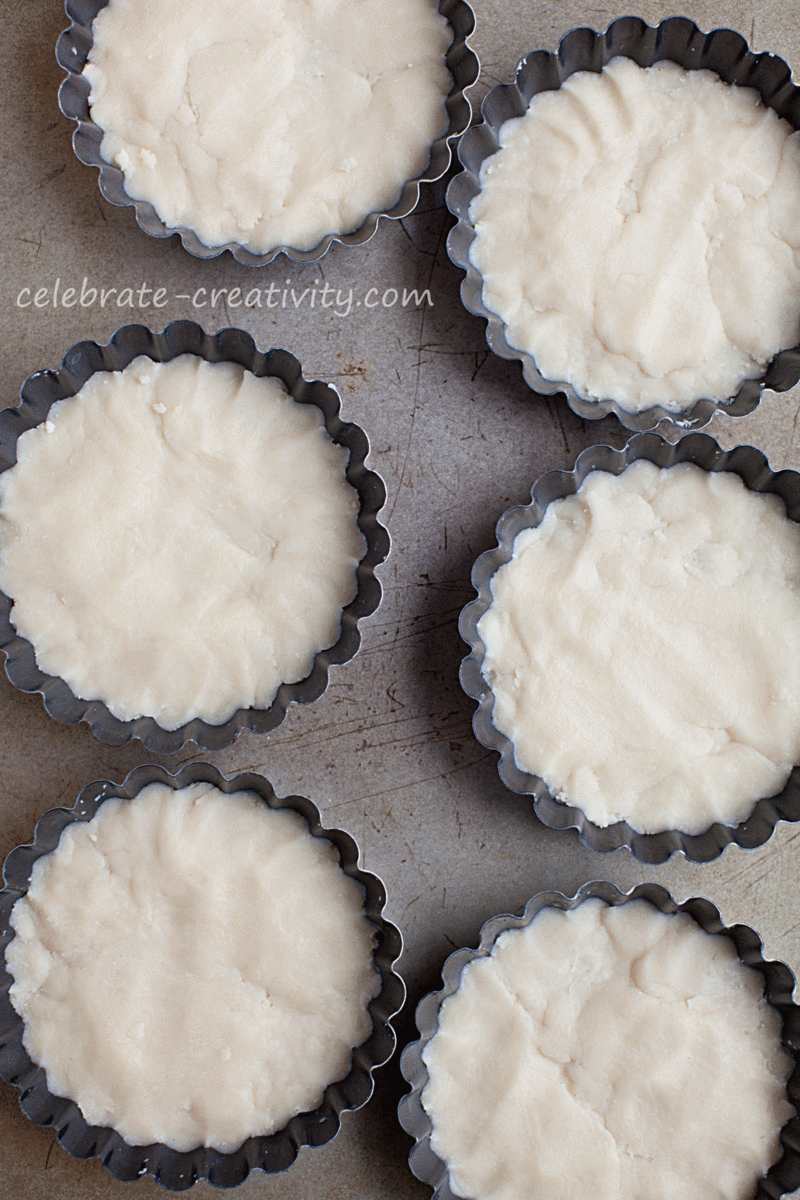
top-left (399, 880), bottom-right (800, 1200)
top-left (0, 761), bottom-right (405, 1190)
top-left (460, 431), bottom-right (800, 863)
top-left (0, 320), bottom-right (389, 752)
top-left (446, 15), bottom-right (800, 432)
top-left (57, 0), bottom-right (479, 265)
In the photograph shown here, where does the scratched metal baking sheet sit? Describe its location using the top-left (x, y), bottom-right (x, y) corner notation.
top-left (1, 2), bottom-right (799, 1197)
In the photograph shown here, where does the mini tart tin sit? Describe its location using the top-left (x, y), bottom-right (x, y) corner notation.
top-left (459, 431), bottom-right (800, 865)
top-left (446, 15), bottom-right (800, 433)
top-left (0, 761), bottom-right (405, 1191)
top-left (398, 880), bottom-right (800, 1200)
top-left (56, 0), bottom-right (479, 266)
top-left (0, 319), bottom-right (389, 753)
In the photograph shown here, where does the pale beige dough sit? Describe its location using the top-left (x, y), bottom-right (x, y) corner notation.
top-left (84, 0), bottom-right (452, 253)
top-left (7, 782), bottom-right (378, 1152)
top-left (422, 899), bottom-right (794, 1200)
top-left (478, 460), bottom-right (800, 834)
top-left (0, 355), bottom-right (365, 729)
top-left (470, 57), bottom-right (800, 412)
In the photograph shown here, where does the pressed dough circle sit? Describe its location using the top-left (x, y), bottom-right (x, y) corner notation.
top-left (421, 899), bottom-right (793, 1200)
top-left (7, 782), bottom-right (379, 1152)
top-left (0, 354), bottom-right (365, 729)
top-left (83, 0), bottom-right (452, 253)
top-left (469, 57), bottom-right (800, 412)
top-left (478, 460), bottom-right (800, 834)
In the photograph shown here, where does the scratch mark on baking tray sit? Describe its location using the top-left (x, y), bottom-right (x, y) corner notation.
top-left (44, 1135), bottom-right (57, 1170)
top-left (17, 232), bottom-right (43, 256)
top-left (546, 397), bottom-right (570, 455)
top-left (252, 707), bottom-right (472, 760)
top-left (741, 866), bottom-right (771, 890)
top-left (711, 835), bottom-right (797, 887)
top-left (410, 343), bottom-right (481, 359)
top-left (472, 350), bottom-right (489, 381)
top-left (37, 164), bottom-right (66, 189)
top-left (370, 615), bottom-right (468, 650)
top-left (367, 605), bottom-right (466, 651)
top-left (398, 218), bottom-right (436, 256)
top-left (431, 456), bottom-right (460, 498)
top-left (411, 204), bottom-right (452, 219)
top-left (386, 214), bottom-right (449, 523)
top-left (788, 400), bottom-right (800, 457)
top-left (382, 578), bottom-right (469, 593)
top-left (467, 415), bottom-right (489, 443)
top-left (344, 750), bottom-right (496, 806)
top-left (347, 712), bottom-right (471, 754)
top-left (480, 65), bottom-right (507, 88)
top-left (95, 195), bottom-right (107, 223)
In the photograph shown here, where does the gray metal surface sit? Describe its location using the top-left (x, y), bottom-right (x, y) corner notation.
top-left (0, 1), bottom-right (799, 1197)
